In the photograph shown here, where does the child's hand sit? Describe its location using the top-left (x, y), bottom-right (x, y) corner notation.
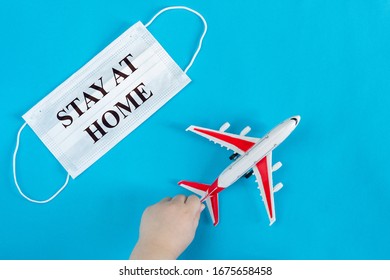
top-left (130, 195), bottom-right (205, 260)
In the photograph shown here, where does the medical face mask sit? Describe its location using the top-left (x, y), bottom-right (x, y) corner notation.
top-left (12, 6), bottom-right (207, 203)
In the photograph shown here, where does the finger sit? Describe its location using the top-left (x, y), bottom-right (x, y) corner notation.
top-left (185, 195), bottom-right (201, 208)
top-left (160, 197), bottom-right (172, 202)
top-left (193, 203), bottom-right (205, 227)
top-left (171, 194), bottom-right (186, 204)
top-left (186, 195), bottom-right (204, 220)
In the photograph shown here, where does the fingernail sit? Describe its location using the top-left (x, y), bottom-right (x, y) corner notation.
top-left (201, 204), bottom-right (206, 211)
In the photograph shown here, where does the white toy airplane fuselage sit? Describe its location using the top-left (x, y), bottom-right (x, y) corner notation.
top-left (179, 116), bottom-right (300, 226)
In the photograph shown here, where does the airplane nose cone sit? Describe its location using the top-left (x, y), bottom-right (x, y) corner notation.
top-left (291, 115), bottom-right (301, 125)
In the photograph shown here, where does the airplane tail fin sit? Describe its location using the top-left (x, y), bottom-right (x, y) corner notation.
top-left (178, 180), bottom-right (220, 226)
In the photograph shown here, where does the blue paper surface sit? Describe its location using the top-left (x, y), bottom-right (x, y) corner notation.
top-left (1, 0), bottom-right (389, 259)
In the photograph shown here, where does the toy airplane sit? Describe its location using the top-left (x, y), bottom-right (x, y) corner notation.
top-left (179, 116), bottom-right (300, 226)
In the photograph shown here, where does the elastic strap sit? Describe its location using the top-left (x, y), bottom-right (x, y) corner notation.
top-left (145, 6), bottom-right (207, 73)
top-left (13, 123), bottom-right (70, 203)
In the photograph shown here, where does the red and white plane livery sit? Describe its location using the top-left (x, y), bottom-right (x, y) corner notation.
top-left (179, 116), bottom-right (300, 226)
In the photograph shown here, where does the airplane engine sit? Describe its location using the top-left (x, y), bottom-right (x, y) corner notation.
top-left (272, 162), bottom-right (282, 172)
top-left (273, 183), bottom-right (283, 192)
top-left (240, 126), bottom-right (251, 136)
top-left (219, 122), bottom-right (230, 132)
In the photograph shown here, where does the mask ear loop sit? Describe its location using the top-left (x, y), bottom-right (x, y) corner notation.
top-left (12, 6), bottom-right (205, 203)
top-left (145, 6), bottom-right (208, 73)
top-left (13, 123), bottom-right (70, 203)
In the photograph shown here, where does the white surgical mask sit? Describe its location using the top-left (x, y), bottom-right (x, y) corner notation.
top-left (12, 6), bottom-right (207, 203)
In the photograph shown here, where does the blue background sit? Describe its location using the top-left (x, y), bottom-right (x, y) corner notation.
top-left (1, 0), bottom-right (389, 260)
